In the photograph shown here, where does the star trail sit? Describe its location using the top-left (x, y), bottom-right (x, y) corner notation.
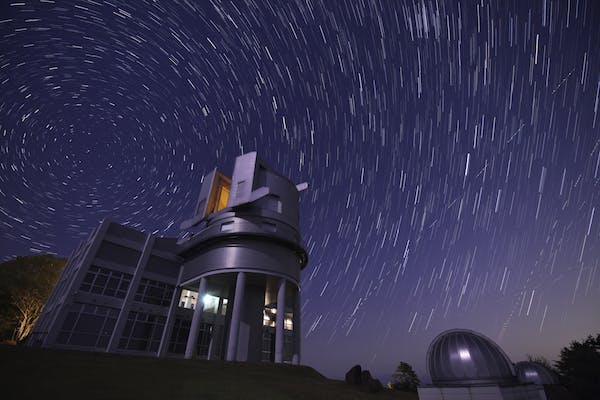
top-left (1, 0), bottom-right (599, 381)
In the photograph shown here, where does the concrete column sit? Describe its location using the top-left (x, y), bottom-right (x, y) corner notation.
top-left (292, 287), bottom-right (301, 365)
top-left (274, 278), bottom-right (286, 363)
top-left (107, 234), bottom-right (156, 353)
top-left (157, 285), bottom-right (182, 357)
top-left (226, 272), bottom-right (246, 361)
top-left (184, 277), bottom-right (207, 359)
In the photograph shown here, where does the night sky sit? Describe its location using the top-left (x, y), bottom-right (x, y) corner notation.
top-left (1, 0), bottom-right (599, 383)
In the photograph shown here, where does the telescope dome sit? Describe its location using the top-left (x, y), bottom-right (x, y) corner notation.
top-left (515, 361), bottom-right (560, 385)
top-left (427, 329), bottom-right (516, 386)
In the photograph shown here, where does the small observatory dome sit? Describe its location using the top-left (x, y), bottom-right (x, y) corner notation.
top-left (515, 361), bottom-right (560, 385)
top-left (427, 329), bottom-right (516, 386)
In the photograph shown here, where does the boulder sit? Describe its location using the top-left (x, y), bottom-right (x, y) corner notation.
top-left (344, 365), bottom-right (362, 385)
top-left (359, 370), bottom-right (383, 393)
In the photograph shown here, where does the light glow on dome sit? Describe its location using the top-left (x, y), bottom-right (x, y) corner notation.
top-left (458, 349), bottom-right (471, 361)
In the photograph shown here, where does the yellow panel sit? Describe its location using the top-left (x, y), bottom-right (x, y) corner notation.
top-left (215, 185), bottom-right (230, 211)
top-left (204, 172), bottom-right (231, 217)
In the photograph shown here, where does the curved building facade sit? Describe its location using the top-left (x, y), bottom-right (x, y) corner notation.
top-left (28, 152), bottom-right (308, 364)
top-left (176, 152), bottom-right (308, 362)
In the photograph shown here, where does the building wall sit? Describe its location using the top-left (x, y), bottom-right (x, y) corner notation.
top-left (29, 220), bottom-right (182, 357)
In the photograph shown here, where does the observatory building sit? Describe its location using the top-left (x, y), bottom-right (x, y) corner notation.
top-left (419, 329), bottom-right (568, 400)
top-left (28, 152), bottom-right (308, 364)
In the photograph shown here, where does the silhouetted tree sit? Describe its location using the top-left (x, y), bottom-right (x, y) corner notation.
top-left (555, 333), bottom-right (600, 400)
top-left (0, 255), bottom-right (65, 342)
top-left (388, 361), bottom-right (420, 392)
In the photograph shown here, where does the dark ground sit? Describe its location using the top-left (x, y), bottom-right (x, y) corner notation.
top-left (0, 344), bottom-right (418, 400)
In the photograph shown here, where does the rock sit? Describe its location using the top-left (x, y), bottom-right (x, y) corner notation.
top-left (359, 370), bottom-right (383, 393)
top-left (360, 370), bottom-right (373, 385)
top-left (345, 365), bottom-right (362, 385)
top-left (345, 365), bottom-right (383, 393)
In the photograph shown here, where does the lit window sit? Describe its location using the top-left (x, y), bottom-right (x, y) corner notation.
top-left (263, 308), bottom-right (276, 327)
top-left (284, 317), bottom-right (293, 330)
top-left (221, 299), bottom-right (228, 315)
top-left (205, 172), bottom-right (231, 217)
top-left (179, 289), bottom-right (197, 310)
top-left (202, 294), bottom-right (220, 314)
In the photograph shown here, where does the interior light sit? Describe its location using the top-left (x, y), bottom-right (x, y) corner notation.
top-left (271, 308), bottom-right (277, 314)
top-left (458, 349), bottom-right (471, 361)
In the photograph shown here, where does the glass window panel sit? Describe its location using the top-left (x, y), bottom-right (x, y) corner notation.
top-left (106, 277), bottom-right (119, 289)
top-left (83, 273), bottom-right (94, 284)
top-left (97, 335), bottom-right (109, 348)
top-left (94, 274), bottom-right (108, 286)
top-left (74, 314), bottom-right (104, 333)
top-left (69, 333), bottom-right (97, 347)
top-left (56, 331), bottom-right (70, 344)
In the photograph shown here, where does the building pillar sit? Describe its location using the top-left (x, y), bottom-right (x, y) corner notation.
top-left (107, 234), bottom-right (156, 353)
top-left (292, 287), bottom-right (301, 365)
top-left (274, 278), bottom-right (286, 363)
top-left (184, 277), bottom-right (207, 359)
top-left (157, 285), bottom-right (182, 357)
top-left (226, 272), bottom-right (246, 361)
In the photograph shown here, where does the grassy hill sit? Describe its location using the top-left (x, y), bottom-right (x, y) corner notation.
top-left (0, 345), bottom-right (418, 400)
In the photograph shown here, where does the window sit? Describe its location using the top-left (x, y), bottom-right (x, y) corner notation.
top-left (56, 303), bottom-right (119, 348)
top-left (205, 172), bottom-right (231, 217)
top-left (261, 328), bottom-right (275, 362)
top-left (263, 307), bottom-right (276, 328)
top-left (179, 289), bottom-right (197, 310)
top-left (202, 294), bottom-right (219, 314)
top-left (118, 311), bottom-right (166, 352)
top-left (221, 299), bottom-right (228, 316)
top-left (285, 313), bottom-right (293, 330)
top-left (168, 318), bottom-right (191, 354)
top-left (196, 323), bottom-right (212, 358)
top-left (79, 266), bottom-right (132, 298)
top-left (134, 278), bottom-right (174, 307)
